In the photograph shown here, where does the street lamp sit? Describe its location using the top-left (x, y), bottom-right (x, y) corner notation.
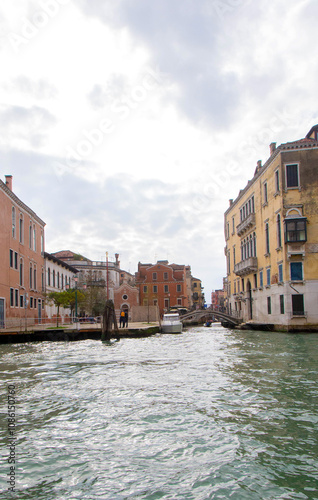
top-left (74, 276), bottom-right (78, 321)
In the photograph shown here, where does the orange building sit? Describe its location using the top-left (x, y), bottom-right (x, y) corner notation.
top-left (135, 260), bottom-right (190, 316)
top-left (0, 175), bottom-right (45, 328)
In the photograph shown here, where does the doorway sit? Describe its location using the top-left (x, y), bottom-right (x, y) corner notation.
top-left (247, 280), bottom-right (253, 320)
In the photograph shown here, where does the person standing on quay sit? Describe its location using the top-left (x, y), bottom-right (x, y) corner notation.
top-left (120, 310), bottom-right (125, 327)
top-left (124, 310), bottom-right (128, 328)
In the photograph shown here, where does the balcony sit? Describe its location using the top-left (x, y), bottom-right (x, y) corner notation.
top-left (234, 257), bottom-right (258, 276)
top-left (236, 213), bottom-right (256, 236)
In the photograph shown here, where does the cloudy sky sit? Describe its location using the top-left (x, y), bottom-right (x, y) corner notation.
top-left (1, 0), bottom-right (317, 300)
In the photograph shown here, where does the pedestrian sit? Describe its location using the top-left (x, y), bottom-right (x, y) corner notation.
top-left (120, 310), bottom-right (125, 327)
top-left (124, 310), bottom-right (128, 328)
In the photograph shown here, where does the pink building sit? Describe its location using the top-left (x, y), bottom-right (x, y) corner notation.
top-left (0, 175), bottom-right (45, 328)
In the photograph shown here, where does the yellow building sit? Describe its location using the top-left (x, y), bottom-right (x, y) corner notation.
top-left (224, 125), bottom-right (318, 331)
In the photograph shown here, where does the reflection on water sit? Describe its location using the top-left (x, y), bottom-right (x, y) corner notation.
top-left (0, 325), bottom-right (318, 499)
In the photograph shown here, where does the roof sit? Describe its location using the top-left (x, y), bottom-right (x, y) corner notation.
top-left (0, 179), bottom-right (46, 226)
top-left (225, 125), bottom-right (318, 214)
top-left (44, 252), bottom-right (79, 273)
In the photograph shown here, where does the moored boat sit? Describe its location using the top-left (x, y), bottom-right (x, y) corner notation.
top-left (161, 313), bottom-right (183, 334)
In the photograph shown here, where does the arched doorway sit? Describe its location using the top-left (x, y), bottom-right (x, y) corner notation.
top-left (247, 280), bottom-right (252, 320)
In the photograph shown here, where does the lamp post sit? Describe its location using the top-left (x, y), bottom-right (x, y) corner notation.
top-left (106, 252), bottom-right (109, 300)
top-left (74, 276), bottom-right (78, 322)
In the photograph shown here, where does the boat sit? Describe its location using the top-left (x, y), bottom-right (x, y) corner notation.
top-left (161, 313), bottom-right (183, 334)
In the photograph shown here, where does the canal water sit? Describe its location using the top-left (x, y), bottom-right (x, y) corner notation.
top-left (1, 325), bottom-right (318, 500)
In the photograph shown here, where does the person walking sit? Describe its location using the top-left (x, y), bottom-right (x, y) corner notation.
top-left (124, 310), bottom-right (128, 328)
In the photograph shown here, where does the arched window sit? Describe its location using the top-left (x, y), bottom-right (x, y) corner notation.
top-left (12, 207), bottom-right (16, 238)
top-left (265, 222), bottom-right (270, 254)
top-left (29, 222), bottom-right (32, 249)
top-left (33, 225), bottom-right (36, 251)
top-left (19, 258), bottom-right (23, 286)
top-left (253, 232), bottom-right (256, 257)
top-left (277, 214), bottom-right (282, 248)
top-left (30, 263), bottom-right (33, 288)
top-left (19, 214), bottom-right (24, 244)
top-left (47, 267), bottom-right (51, 286)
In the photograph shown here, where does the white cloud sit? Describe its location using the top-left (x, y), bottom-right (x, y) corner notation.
top-left (0, 0), bottom-right (317, 298)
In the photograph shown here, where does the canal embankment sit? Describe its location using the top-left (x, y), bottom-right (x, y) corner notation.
top-left (0, 322), bottom-right (160, 344)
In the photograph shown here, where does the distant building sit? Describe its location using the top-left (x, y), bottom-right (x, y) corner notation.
top-left (0, 175), bottom-right (45, 328)
top-left (224, 125), bottom-right (318, 331)
top-left (211, 289), bottom-right (225, 311)
top-left (52, 250), bottom-right (121, 301)
top-left (44, 252), bottom-right (78, 323)
top-left (192, 277), bottom-right (205, 309)
top-left (135, 260), bottom-right (191, 316)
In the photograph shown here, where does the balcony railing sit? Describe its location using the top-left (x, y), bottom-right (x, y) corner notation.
top-left (236, 213), bottom-right (256, 236)
top-left (234, 257), bottom-right (258, 276)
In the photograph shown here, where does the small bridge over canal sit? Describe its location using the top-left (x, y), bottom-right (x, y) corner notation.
top-left (180, 308), bottom-right (242, 327)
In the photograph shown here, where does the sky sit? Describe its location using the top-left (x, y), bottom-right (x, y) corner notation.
top-left (1, 0), bottom-right (317, 302)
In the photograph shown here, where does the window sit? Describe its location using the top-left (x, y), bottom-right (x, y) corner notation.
top-left (263, 182), bottom-right (268, 203)
top-left (233, 246), bottom-right (236, 266)
top-left (265, 222), bottom-right (270, 254)
top-left (280, 295), bottom-right (284, 314)
top-left (153, 285), bottom-right (158, 293)
top-left (286, 164), bottom-right (299, 188)
top-left (266, 268), bottom-right (271, 286)
top-left (10, 249), bottom-right (13, 268)
top-left (164, 298), bottom-right (169, 309)
top-left (241, 278), bottom-right (245, 292)
top-left (12, 207), bottom-right (16, 238)
top-left (30, 264), bottom-right (33, 289)
top-left (30, 297), bottom-right (33, 308)
top-left (227, 251), bottom-right (230, 274)
top-left (164, 285), bottom-right (169, 293)
top-left (34, 267), bottom-right (37, 289)
top-left (275, 169), bottom-right (280, 193)
top-left (232, 217), bottom-right (235, 234)
top-left (19, 258), bottom-right (23, 286)
top-left (122, 294), bottom-right (128, 300)
top-left (152, 272), bottom-right (157, 280)
top-left (57, 272), bottom-right (60, 289)
top-left (177, 284), bottom-right (181, 292)
top-left (267, 297), bottom-right (271, 314)
top-left (292, 294), bottom-right (304, 316)
top-left (277, 214), bottom-right (282, 248)
top-left (19, 214), bottom-right (24, 244)
top-left (14, 252), bottom-right (18, 270)
top-left (10, 288), bottom-right (14, 307)
top-left (193, 282), bottom-right (197, 288)
top-left (52, 270), bottom-right (55, 287)
top-left (284, 218), bottom-right (307, 243)
top-left (163, 272), bottom-right (168, 280)
top-left (47, 268), bottom-right (51, 286)
top-left (143, 285), bottom-right (148, 293)
top-left (290, 262), bottom-right (303, 281)
top-left (29, 222), bottom-right (32, 249)
top-left (33, 226), bottom-right (36, 251)
top-left (41, 231), bottom-right (44, 254)
top-left (278, 263), bottom-right (283, 283)
top-left (20, 295), bottom-right (24, 308)
top-left (260, 270), bottom-right (263, 288)
top-left (253, 274), bottom-right (257, 288)
top-left (177, 298), bottom-right (182, 305)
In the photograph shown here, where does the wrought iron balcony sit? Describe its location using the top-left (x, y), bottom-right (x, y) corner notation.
top-left (234, 257), bottom-right (258, 276)
top-left (236, 213), bottom-right (256, 236)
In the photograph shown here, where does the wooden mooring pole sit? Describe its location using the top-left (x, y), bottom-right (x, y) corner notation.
top-left (101, 299), bottom-right (119, 341)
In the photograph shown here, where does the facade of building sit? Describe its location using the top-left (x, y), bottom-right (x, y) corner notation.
top-left (52, 250), bottom-right (121, 301)
top-left (135, 260), bottom-right (190, 316)
top-left (113, 281), bottom-right (139, 322)
top-left (0, 175), bottom-right (45, 328)
top-left (224, 126), bottom-right (318, 331)
top-left (44, 252), bottom-right (78, 322)
top-left (211, 289), bottom-right (225, 311)
top-left (191, 277), bottom-right (205, 309)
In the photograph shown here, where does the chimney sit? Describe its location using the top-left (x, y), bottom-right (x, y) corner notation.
top-left (270, 142), bottom-right (276, 155)
top-left (257, 160), bottom-right (262, 169)
top-left (115, 253), bottom-right (120, 267)
top-left (229, 199), bottom-right (233, 207)
top-left (5, 175), bottom-right (12, 191)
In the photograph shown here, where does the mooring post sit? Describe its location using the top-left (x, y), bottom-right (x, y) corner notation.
top-left (101, 299), bottom-right (119, 341)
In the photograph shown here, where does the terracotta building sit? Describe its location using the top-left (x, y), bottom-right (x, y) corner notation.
top-left (135, 260), bottom-right (190, 316)
top-left (0, 175), bottom-right (45, 328)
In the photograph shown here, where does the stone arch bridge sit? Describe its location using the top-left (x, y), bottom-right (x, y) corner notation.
top-left (180, 308), bottom-right (241, 327)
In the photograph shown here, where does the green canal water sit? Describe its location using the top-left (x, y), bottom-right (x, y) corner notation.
top-left (1, 325), bottom-right (318, 499)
